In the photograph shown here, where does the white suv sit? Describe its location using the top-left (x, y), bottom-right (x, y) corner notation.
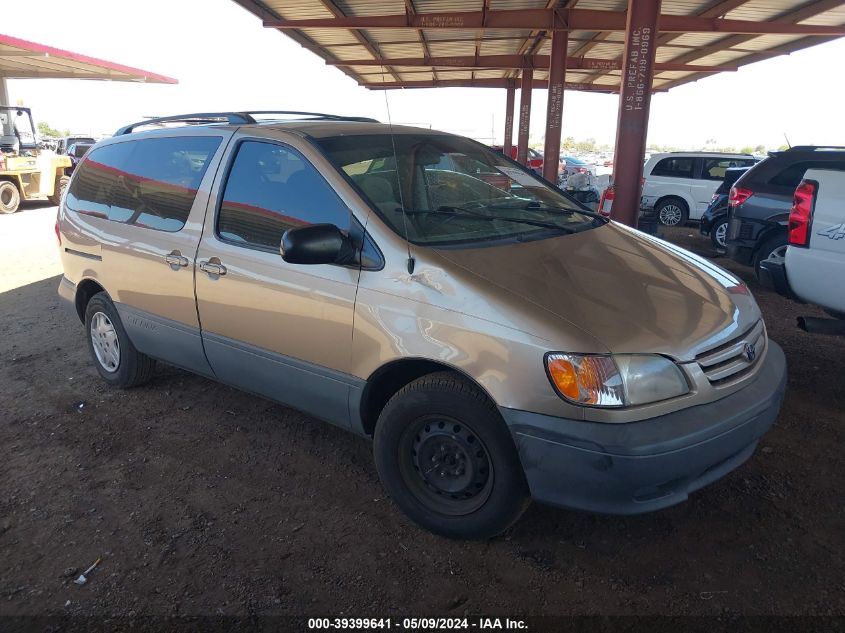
top-left (641, 152), bottom-right (757, 226)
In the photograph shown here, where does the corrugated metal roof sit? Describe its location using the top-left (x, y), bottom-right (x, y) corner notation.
top-left (232, 0), bottom-right (844, 93)
top-left (0, 33), bottom-right (177, 84)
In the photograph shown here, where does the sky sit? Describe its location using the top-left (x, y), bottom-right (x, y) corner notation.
top-left (4, 0), bottom-right (845, 150)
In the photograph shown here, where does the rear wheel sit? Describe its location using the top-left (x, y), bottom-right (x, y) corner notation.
top-left (754, 234), bottom-right (788, 279)
top-left (84, 292), bottom-right (155, 388)
top-left (48, 175), bottom-right (70, 206)
top-left (656, 197), bottom-right (688, 226)
top-left (0, 181), bottom-right (21, 214)
top-left (373, 372), bottom-right (530, 539)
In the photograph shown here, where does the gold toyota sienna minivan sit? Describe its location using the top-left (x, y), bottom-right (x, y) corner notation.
top-left (57, 112), bottom-right (787, 539)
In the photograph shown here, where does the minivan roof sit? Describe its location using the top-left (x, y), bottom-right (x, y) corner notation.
top-left (113, 110), bottom-right (454, 139)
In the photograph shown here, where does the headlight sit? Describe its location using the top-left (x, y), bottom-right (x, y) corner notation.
top-left (545, 353), bottom-right (689, 408)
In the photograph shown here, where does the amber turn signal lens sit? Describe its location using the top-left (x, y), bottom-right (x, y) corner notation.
top-left (546, 357), bottom-right (580, 401)
top-left (545, 353), bottom-right (625, 407)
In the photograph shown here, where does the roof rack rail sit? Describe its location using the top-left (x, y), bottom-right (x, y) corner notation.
top-left (115, 112), bottom-right (255, 135)
top-left (241, 110), bottom-right (379, 123)
top-left (668, 150), bottom-right (754, 155)
top-left (115, 110), bottom-right (379, 135)
top-left (785, 145), bottom-right (845, 152)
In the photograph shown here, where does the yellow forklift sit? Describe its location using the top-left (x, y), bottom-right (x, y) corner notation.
top-left (0, 106), bottom-right (72, 213)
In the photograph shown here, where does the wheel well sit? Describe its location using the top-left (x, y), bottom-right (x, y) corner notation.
top-left (656, 195), bottom-right (689, 212)
top-left (74, 279), bottom-right (106, 322)
top-left (753, 227), bottom-right (788, 259)
top-left (359, 359), bottom-right (472, 436)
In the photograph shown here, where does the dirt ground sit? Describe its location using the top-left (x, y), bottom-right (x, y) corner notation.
top-left (1, 206), bottom-right (844, 619)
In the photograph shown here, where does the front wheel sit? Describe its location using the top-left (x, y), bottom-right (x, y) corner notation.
top-left (373, 372), bottom-right (530, 539)
top-left (0, 181), bottom-right (21, 214)
top-left (656, 198), bottom-right (688, 227)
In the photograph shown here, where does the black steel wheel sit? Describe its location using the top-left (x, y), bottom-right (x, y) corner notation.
top-left (399, 415), bottom-right (494, 516)
top-left (374, 372), bottom-right (530, 539)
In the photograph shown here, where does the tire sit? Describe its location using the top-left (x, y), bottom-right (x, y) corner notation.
top-left (0, 181), bottom-right (21, 214)
top-left (753, 233), bottom-right (788, 280)
top-left (84, 292), bottom-right (155, 388)
top-left (710, 219), bottom-right (729, 249)
top-left (373, 371), bottom-right (530, 540)
top-left (656, 197), bottom-right (688, 227)
top-left (48, 175), bottom-right (70, 206)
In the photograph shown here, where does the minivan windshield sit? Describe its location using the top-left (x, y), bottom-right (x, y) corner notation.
top-left (314, 133), bottom-right (601, 247)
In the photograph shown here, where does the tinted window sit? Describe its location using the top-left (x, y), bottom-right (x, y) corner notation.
top-left (66, 136), bottom-right (221, 231)
top-left (651, 157), bottom-right (694, 178)
top-left (217, 141), bottom-right (351, 250)
top-left (701, 157), bottom-right (756, 181)
top-left (769, 160), bottom-right (845, 188)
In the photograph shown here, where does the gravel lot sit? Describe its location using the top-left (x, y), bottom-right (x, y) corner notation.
top-left (2, 205), bottom-right (843, 618)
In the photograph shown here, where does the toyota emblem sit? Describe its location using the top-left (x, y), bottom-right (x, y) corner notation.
top-left (743, 343), bottom-right (756, 363)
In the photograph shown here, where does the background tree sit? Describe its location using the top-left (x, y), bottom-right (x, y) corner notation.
top-left (36, 121), bottom-right (63, 137)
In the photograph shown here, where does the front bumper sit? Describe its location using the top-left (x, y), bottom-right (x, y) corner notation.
top-left (500, 341), bottom-right (787, 515)
top-left (640, 195), bottom-right (658, 210)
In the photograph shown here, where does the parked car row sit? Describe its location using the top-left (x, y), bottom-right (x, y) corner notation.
top-left (759, 162), bottom-right (845, 336)
top-left (726, 146), bottom-right (845, 277)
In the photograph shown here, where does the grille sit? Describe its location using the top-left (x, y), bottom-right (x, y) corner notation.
top-left (696, 321), bottom-right (766, 386)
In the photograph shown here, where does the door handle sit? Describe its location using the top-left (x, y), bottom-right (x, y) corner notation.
top-left (199, 259), bottom-right (227, 276)
top-left (164, 252), bottom-right (189, 268)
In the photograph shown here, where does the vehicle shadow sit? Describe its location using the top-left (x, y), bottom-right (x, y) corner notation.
top-left (2, 274), bottom-right (843, 616)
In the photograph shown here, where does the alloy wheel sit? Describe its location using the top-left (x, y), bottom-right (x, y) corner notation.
top-left (659, 204), bottom-right (683, 226)
top-left (715, 222), bottom-right (728, 248)
top-left (90, 311), bottom-right (120, 372)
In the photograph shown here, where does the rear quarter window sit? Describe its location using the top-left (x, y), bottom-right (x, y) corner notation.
top-left (66, 135), bottom-right (222, 231)
top-left (650, 157), bottom-right (694, 178)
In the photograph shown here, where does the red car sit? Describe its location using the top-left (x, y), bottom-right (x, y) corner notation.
top-left (491, 145), bottom-right (544, 175)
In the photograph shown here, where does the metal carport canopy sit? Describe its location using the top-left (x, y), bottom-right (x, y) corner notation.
top-left (230, 0), bottom-right (845, 227)
top-left (0, 33), bottom-right (178, 86)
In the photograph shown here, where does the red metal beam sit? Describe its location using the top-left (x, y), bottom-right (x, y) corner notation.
top-left (263, 9), bottom-right (845, 35)
top-left (543, 30), bottom-right (567, 183)
top-left (517, 69), bottom-right (534, 165)
top-left (328, 55), bottom-right (737, 73)
top-left (586, 0), bottom-right (840, 86)
top-left (316, 0), bottom-right (402, 83)
top-left (503, 84), bottom-right (515, 157)
top-left (365, 78), bottom-right (619, 92)
top-left (611, 0), bottom-right (661, 228)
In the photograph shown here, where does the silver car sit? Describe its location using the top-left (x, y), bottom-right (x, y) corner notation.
top-left (57, 112), bottom-right (786, 539)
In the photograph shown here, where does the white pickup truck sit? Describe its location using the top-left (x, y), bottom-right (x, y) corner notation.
top-left (760, 167), bottom-right (845, 335)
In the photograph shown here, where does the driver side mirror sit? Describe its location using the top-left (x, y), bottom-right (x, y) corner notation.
top-left (280, 224), bottom-right (357, 266)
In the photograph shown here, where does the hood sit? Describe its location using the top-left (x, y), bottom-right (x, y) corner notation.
top-left (433, 222), bottom-right (760, 362)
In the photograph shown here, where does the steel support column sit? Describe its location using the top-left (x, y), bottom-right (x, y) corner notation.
top-left (610, 0), bottom-right (661, 228)
top-left (0, 77), bottom-right (9, 105)
top-left (503, 84), bottom-right (515, 157)
top-left (543, 30), bottom-right (568, 183)
top-left (516, 68), bottom-right (533, 165)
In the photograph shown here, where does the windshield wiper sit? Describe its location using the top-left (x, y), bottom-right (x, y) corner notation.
top-left (405, 207), bottom-right (575, 233)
